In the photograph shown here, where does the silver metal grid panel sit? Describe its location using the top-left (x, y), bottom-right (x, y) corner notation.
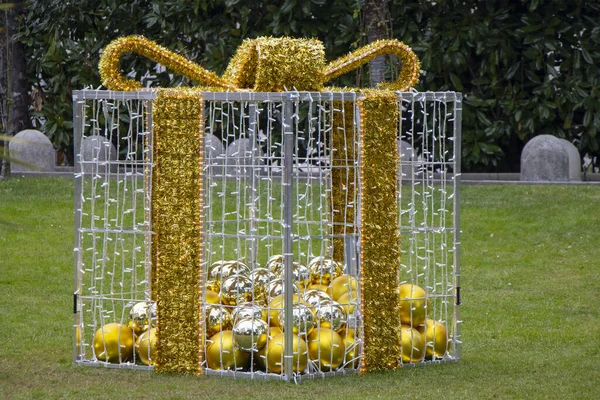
top-left (72, 90), bottom-right (461, 377)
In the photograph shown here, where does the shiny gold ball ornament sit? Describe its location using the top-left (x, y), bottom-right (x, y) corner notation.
top-left (205, 289), bottom-right (221, 305)
top-left (265, 254), bottom-right (283, 272)
top-left (308, 257), bottom-right (342, 285)
top-left (205, 304), bottom-right (233, 336)
top-left (232, 304), bottom-right (267, 324)
top-left (400, 324), bottom-right (425, 363)
top-left (328, 274), bottom-right (359, 301)
top-left (211, 261), bottom-right (250, 283)
top-left (303, 289), bottom-right (332, 308)
top-left (315, 301), bottom-right (346, 332)
top-left (135, 328), bottom-right (157, 366)
top-left (232, 317), bottom-right (269, 352)
top-left (220, 274), bottom-right (254, 305)
top-left (307, 283), bottom-right (330, 293)
top-left (257, 333), bottom-right (308, 373)
top-left (417, 319), bottom-right (448, 359)
top-left (206, 279), bottom-right (220, 293)
top-left (266, 278), bottom-right (298, 300)
top-left (206, 330), bottom-right (251, 371)
top-left (340, 328), bottom-right (359, 368)
top-left (292, 263), bottom-right (311, 288)
top-left (93, 323), bottom-right (134, 363)
top-left (399, 283), bottom-right (428, 327)
top-left (277, 304), bottom-right (316, 336)
top-left (248, 267), bottom-right (275, 305)
top-left (128, 301), bottom-right (157, 335)
top-left (336, 291), bottom-right (357, 316)
top-left (267, 293), bottom-right (308, 327)
top-left (307, 328), bottom-right (345, 371)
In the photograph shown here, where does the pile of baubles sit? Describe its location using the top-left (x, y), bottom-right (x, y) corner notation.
top-left (205, 255), bottom-right (360, 373)
top-left (398, 283), bottom-right (448, 363)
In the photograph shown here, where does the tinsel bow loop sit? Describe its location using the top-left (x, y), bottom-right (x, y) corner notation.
top-left (99, 35), bottom-right (420, 92)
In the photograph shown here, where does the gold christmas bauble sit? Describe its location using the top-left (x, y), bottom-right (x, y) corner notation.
top-left (308, 257), bottom-right (342, 285)
top-left (398, 283), bottom-right (428, 327)
top-left (307, 328), bottom-right (345, 371)
top-left (220, 274), bottom-right (253, 305)
top-left (205, 289), bottom-right (221, 304)
top-left (248, 267), bottom-right (276, 305)
top-left (232, 304), bottom-right (267, 323)
top-left (265, 254), bottom-right (284, 272)
top-left (336, 291), bottom-right (357, 316)
top-left (417, 319), bottom-right (448, 359)
top-left (292, 263), bottom-right (311, 289)
top-left (277, 304), bottom-right (315, 336)
top-left (233, 317), bottom-right (269, 352)
top-left (303, 289), bottom-right (332, 309)
top-left (340, 328), bottom-right (358, 368)
top-left (206, 331), bottom-right (250, 371)
top-left (400, 324), bottom-right (425, 363)
top-left (307, 283), bottom-right (330, 293)
top-left (314, 301), bottom-right (346, 332)
top-left (93, 323), bottom-right (134, 363)
top-left (206, 279), bottom-right (220, 293)
top-left (128, 301), bottom-right (156, 335)
top-left (266, 278), bottom-right (298, 301)
top-left (135, 328), bottom-right (157, 366)
top-left (256, 333), bottom-right (308, 374)
top-left (208, 260), bottom-right (229, 280)
top-left (267, 293), bottom-right (308, 327)
top-left (328, 274), bottom-right (359, 301)
top-left (210, 261), bottom-right (250, 283)
top-left (205, 304), bottom-right (233, 336)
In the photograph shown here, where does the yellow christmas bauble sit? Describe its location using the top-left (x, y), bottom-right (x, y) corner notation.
top-left (400, 324), bottom-right (425, 363)
top-left (314, 301), bottom-right (346, 332)
top-left (267, 293), bottom-right (307, 327)
top-left (205, 289), bottom-right (221, 304)
top-left (417, 319), bottom-right (448, 359)
top-left (256, 333), bottom-right (308, 373)
top-left (206, 279), bottom-right (220, 293)
top-left (336, 291), bottom-right (357, 316)
top-left (308, 257), bottom-right (342, 285)
top-left (340, 328), bottom-right (358, 368)
top-left (209, 261), bottom-right (250, 282)
top-left (135, 328), bottom-right (157, 366)
top-left (220, 274), bottom-right (253, 305)
top-left (128, 301), bottom-right (156, 335)
top-left (307, 283), bottom-right (330, 293)
top-left (248, 267), bottom-right (276, 305)
top-left (233, 317), bottom-right (268, 352)
top-left (206, 331), bottom-right (250, 371)
top-left (93, 323), bottom-right (134, 363)
top-left (307, 328), bottom-right (345, 371)
top-left (328, 274), bottom-right (359, 301)
top-left (398, 283), bottom-right (428, 327)
top-left (205, 304), bottom-right (233, 336)
top-left (277, 304), bottom-right (315, 336)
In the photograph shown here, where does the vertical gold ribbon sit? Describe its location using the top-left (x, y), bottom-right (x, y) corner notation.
top-left (358, 90), bottom-right (401, 371)
top-left (152, 89), bottom-right (204, 374)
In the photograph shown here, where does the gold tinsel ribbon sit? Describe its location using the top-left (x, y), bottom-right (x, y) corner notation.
top-left (152, 89), bottom-right (204, 374)
top-left (100, 35), bottom-right (417, 373)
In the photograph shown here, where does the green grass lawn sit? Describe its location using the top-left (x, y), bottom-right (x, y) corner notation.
top-left (1, 177), bottom-right (599, 399)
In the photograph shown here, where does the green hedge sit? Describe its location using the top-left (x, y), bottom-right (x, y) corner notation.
top-left (15, 0), bottom-right (600, 171)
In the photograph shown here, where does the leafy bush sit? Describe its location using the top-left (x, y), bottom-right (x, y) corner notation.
top-left (15, 0), bottom-right (600, 171)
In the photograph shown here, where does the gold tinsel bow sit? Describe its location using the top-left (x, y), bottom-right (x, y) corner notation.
top-left (99, 35), bottom-right (420, 92)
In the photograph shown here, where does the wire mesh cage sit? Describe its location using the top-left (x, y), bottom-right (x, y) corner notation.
top-left (73, 90), bottom-right (461, 380)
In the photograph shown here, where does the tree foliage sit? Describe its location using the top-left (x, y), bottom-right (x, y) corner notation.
top-left (14, 0), bottom-right (600, 171)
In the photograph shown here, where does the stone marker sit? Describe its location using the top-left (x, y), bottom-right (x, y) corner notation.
top-left (521, 135), bottom-right (581, 181)
top-left (204, 134), bottom-right (226, 176)
top-left (224, 138), bottom-right (264, 177)
top-left (80, 135), bottom-right (118, 175)
top-left (9, 129), bottom-right (55, 173)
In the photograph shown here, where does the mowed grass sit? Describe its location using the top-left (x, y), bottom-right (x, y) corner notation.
top-left (1, 177), bottom-right (599, 399)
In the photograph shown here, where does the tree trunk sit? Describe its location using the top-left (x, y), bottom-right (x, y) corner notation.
top-left (362, 0), bottom-right (391, 87)
top-left (8, 4), bottom-right (30, 136)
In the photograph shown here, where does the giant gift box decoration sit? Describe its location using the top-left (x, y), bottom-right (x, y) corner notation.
top-left (73, 35), bottom-right (462, 380)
